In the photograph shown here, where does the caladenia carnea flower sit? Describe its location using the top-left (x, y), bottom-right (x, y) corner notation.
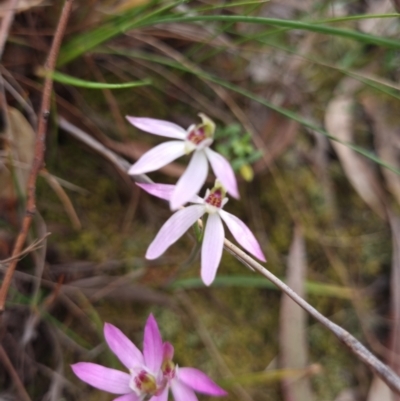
top-left (71, 314), bottom-right (227, 401)
top-left (127, 113), bottom-right (239, 211)
top-left (137, 180), bottom-right (266, 286)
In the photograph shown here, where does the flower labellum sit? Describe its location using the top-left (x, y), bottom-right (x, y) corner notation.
top-left (137, 181), bottom-right (266, 286)
top-left (71, 314), bottom-right (227, 401)
top-left (127, 114), bottom-right (239, 210)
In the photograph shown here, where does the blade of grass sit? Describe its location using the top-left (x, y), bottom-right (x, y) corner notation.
top-left (149, 15), bottom-right (400, 49)
top-left (169, 276), bottom-right (353, 299)
top-left (103, 47), bottom-right (400, 176)
top-left (57, 0), bottom-right (186, 66)
top-left (38, 69), bottom-right (151, 89)
top-left (59, 7), bottom-right (400, 66)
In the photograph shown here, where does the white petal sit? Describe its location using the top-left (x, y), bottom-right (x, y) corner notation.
top-left (146, 205), bottom-right (206, 259)
top-left (201, 214), bottom-right (224, 286)
top-left (128, 141), bottom-right (185, 175)
top-left (126, 117), bottom-right (186, 139)
top-left (205, 148), bottom-right (239, 199)
top-left (170, 151), bottom-right (208, 211)
top-left (171, 379), bottom-right (198, 401)
top-left (219, 210), bottom-right (266, 261)
top-left (136, 183), bottom-right (204, 204)
top-left (178, 368), bottom-right (227, 396)
top-left (71, 363), bottom-right (131, 394)
top-left (104, 323), bottom-right (143, 370)
top-left (136, 183), bottom-right (176, 201)
top-left (143, 314), bottom-right (163, 374)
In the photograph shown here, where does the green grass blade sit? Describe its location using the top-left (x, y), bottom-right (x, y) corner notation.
top-left (208, 76), bottom-right (400, 175)
top-left (40, 69), bottom-right (151, 89)
top-left (57, 0), bottom-right (186, 66)
top-left (170, 276), bottom-right (353, 299)
top-left (104, 47), bottom-right (400, 175)
top-left (148, 15), bottom-right (400, 49)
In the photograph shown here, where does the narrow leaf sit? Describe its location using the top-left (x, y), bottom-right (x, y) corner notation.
top-left (37, 69), bottom-right (151, 89)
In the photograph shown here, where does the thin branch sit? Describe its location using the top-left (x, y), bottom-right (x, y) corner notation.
top-left (0, 0), bottom-right (75, 313)
top-left (223, 239), bottom-right (400, 394)
top-left (0, 344), bottom-right (32, 401)
top-left (0, 233), bottom-right (50, 266)
top-left (58, 117), bottom-right (400, 394)
top-left (0, 0), bottom-right (19, 61)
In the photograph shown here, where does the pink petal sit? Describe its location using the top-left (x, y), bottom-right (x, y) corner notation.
top-left (126, 117), bottom-right (186, 140)
top-left (178, 368), bottom-right (227, 396)
top-left (201, 213), bottom-right (224, 286)
top-left (136, 183), bottom-right (175, 201)
top-left (149, 386), bottom-right (169, 401)
top-left (113, 394), bottom-right (140, 401)
top-left (171, 379), bottom-right (198, 401)
top-left (146, 205), bottom-right (206, 259)
top-left (128, 141), bottom-right (185, 175)
top-left (71, 362), bottom-right (131, 394)
top-left (219, 210), bottom-right (266, 262)
top-left (143, 314), bottom-right (163, 374)
top-left (205, 148), bottom-right (239, 199)
top-left (136, 183), bottom-right (203, 204)
top-left (163, 342), bottom-right (174, 360)
top-left (170, 150), bottom-right (209, 211)
top-left (104, 323), bottom-right (143, 370)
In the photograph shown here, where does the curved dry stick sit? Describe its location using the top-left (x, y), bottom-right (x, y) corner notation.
top-left (0, 0), bottom-right (20, 61)
top-left (223, 239), bottom-right (400, 394)
top-left (58, 117), bottom-right (400, 393)
top-left (0, 0), bottom-right (75, 313)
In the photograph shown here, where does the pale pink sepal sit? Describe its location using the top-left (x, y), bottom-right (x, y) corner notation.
top-left (136, 183), bottom-right (175, 201)
top-left (113, 394), bottom-right (140, 401)
top-left (104, 323), bottom-right (144, 370)
top-left (201, 214), bottom-right (224, 286)
top-left (126, 117), bottom-right (186, 140)
top-left (205, 148), bottom-right (239, 199)
top-left (128, 141), bottom-right (186, 175)
top-left (163, 342), bottom-right (174, 360)
top-left (146, 205), bottom-right (205, 259)
top-left (71, 362), bottom-right (131, 394)
top-left (171, 379), bottom-right (199, 401)
top-left (178, 367), bottom-right (227, 396)
top-left (149, 386), bottom-right (169, 401)
top-left (170, 151), bottom-right (209, 211)
top-left (136, 183), bottom-right (203, 204)
top-left (219, 210), bottom-right (266, 262)
top-left (143, 314), bottom-right (164, 374)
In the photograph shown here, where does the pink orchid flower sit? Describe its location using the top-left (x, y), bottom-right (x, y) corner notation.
top-left (72, 314), bottom-right (227, 401)
top-left (137, 181), bottom-right (266, 286)
top-left (127, 114), bottom-right (239, 210)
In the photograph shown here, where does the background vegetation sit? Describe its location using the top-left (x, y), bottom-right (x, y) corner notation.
top-left (1, 1), bottom-right (400, 400)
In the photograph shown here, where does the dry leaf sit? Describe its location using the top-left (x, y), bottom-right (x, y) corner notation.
top-left (388, 211), bottom-right (400, 401)
top-left (325, 93), bottom-right (387, 219)
top-left (367, 376), bottom-right (393, 401)
top-left (0, 107), bottom-right (35, 200)
top-left (361, 96), bottom-right (400, 207)
top-left (334, 389), bottom-right (358, 401)
top-left (279, 226), bottom-right (314, 401)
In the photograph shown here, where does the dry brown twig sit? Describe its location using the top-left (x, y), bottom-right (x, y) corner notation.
top-left (0, 0), bottom-right (75, 313)
top-left (0, 0), bottom-right (20, 60)
top-left (0, 344), bottom-right (32, 401)
top-left (0, 233), bottom-right (50, 266)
